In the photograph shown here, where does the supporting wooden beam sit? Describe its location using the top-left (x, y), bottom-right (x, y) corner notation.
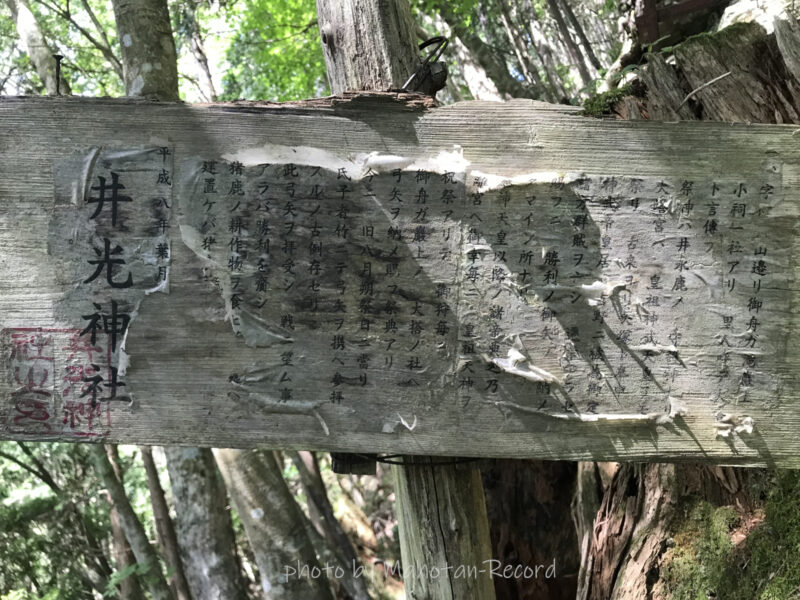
top-left (393, 458), bottom-right (496, 599)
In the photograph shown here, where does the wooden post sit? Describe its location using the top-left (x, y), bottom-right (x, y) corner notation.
top-left (393, 458), bottom-right (496, 599)
top-left (316, 3), bottom-right (497, 597)
top-left (318, 0), bottom-right (422, 478)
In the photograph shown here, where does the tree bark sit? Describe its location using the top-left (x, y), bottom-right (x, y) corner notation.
top-left (110, 0), bottom-right (179, 99)
top-left (290, 451), bottom-right (370, 600)
top-left (316, 0), bottom-right (419, 94)
top-left (639, 21), bottom-right (800, 123)
top-left (393, 458), bottom-right (496, 600)
top-left (5, 0), bottom-right (71, 94)
top-left (214, 448), bottom-right (334, 600)
top-left (587, 463), bottom-right (755, 600)
top-left (141, 447), bottom-right (193, 600)
top-left (482, 459), bottom-right (580, 600)
top-left (776, 14), bottom-right (800, 84)
top-left (546, 0), bottom-right (594, 86)
top-left (559, 0), bottom-right (603, 71)
top-left (89, 445), bottom-right (173, 600)
top-left (164, 447), bottom-right (248, 600)
top-left (106, 446), bottom-right (147, 600)
top-left (572, 462), bottom-right (603, 600)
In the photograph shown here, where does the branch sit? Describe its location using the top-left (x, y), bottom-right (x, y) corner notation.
top-left (0, 446), bottom-right (60, 492)
top-left (678, 71), bottom-right (732, 107)
top-left (79, 0), bottom-right (116, 61)
top-left (178, 72), bottom-right (209, 102)
top-left (17, 441), bottom-right (62, 492)
top-left (238, 18), bottom-right (318, 46)
top-left (0, 64), bottom-right (18, 93)
top-left (31, 0), bottom-right (123, 79)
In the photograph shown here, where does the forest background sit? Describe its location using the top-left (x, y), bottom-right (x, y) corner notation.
top-left (2, 0), bottom-right (800, 599)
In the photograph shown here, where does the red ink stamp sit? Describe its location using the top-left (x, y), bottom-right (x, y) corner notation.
top-left (3, 328), bottom-right (112, 438)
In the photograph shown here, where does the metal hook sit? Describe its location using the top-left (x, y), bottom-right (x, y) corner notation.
top-left (402, 36), bottom-right (449, 91)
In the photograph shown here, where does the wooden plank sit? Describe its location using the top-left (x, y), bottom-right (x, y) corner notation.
top-left (2, 94), bottom-right (800, 466)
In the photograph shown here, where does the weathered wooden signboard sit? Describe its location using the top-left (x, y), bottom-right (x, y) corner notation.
top-left (2, 94), bottom-right (800, 465)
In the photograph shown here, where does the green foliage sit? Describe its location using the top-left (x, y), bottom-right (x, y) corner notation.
top-left (581, 83), bottom-right (633, 117)
top-left (662, 471), bottom-right (800, 600)
top-left (219, 0), bottom-right (328, 101)
top-left (660, 502), bottom-right (738, 600)
top-left (1, 591), bottom-right (58, 600)
top-left (411, 0), bottom-right (480, 27)
top-left (12, 0), bottom-right (123, 96)
top-left (104, 562), bottom-right (150, 598)
top-left (0, 443), bottom-right (113, 599)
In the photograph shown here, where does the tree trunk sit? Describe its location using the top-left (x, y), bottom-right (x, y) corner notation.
top-left (141, 447), bottom-right (193, 600)
top-left (546, 0), bottom-right (593, 86)
top-left (497, 0), bottom-right (552, 101)
top-left (110, 0), bottom-right (179, 99)
top-left (584, 18), bottom-right (800, 597)
top-left (393, 458), bottom-right (496, 600)
top-left (183, 0), bottom-right (217, 101)
top-left (521, 0), bottom-right (569, 100)
top-left (481, 459), bottom-right (580, 600)
top-left (316, 0), bottom-right (419, 93)
top-left (290, 451), bottom-right (370, 600)
top-left (5, 0), bottom-right (71, 94)
top-left (89, 445), bottom-right (174, 600)
top-left (214, 449), bottom-right (334, 600)
top-left (572, 462), bottom-right (603, 600)
top-left (164, 447), bottom-right (249, 600)
top-left (106, 446), bottom-right (147, 600)
top-left (587, 463), bottom-right (756, 600)
top-left (7, 443), bottom-right (114, 594)
top-left (644, 20), bottom-right (800, 123)
top-left (438, 2), bottom-right (539, 99)
top-left (559, 0), bottom-right (603, 71)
